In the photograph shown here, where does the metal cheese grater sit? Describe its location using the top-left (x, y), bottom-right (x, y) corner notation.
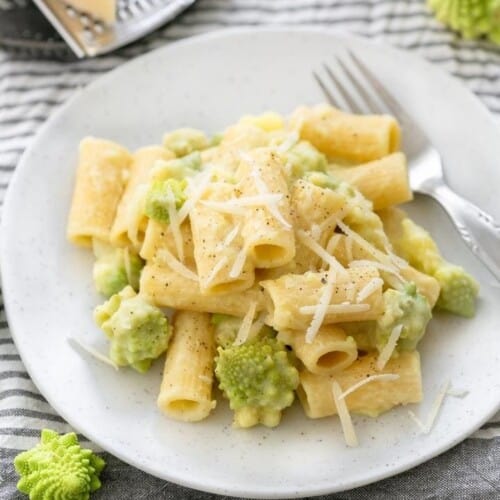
top-left (31, 0), bottom-right (197, 58)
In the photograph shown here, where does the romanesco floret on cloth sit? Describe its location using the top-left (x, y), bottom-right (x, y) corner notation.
top-left (215, 337), bottom-right (299, 428)
top-left (93, 247), bottom-right (144, 298)
top-left (143, 177), bottom-right (187, 224)
top-left (94, 286), bottom-right (171, 373)
top-left (428, 0), bottom-right (500, 44)
top-left (14, 429), bottom-right (105, 500)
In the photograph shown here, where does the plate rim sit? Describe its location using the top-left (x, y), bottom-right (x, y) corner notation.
top-left (2, 26), bottom-right (500, 498)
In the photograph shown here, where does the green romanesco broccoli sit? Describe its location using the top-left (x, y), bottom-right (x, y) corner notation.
top-left (391, 217), bottom-right (479, 317)
top-left (284, 140), bottom-right (328, 179)
top-left (94, 286), bottom-right (171, 373)
top-left (376, 282), bottom-right (432, 351)
top-left (215, 337), bottom-right (299, 428)
top-left (211, 314), bottom-right (275, 348)
top-left (92, 246), bottom-right (144, 298)
top-left (428, 0), bottom-right (500, 43)
top-left (14, 429), bottom-right (105, 500)
top-left (306, 171), bottom-right (390, 250)
top-left (143, 177), bottom-right (187, 224)
top-left (163, 128), bottom-right (210, 157)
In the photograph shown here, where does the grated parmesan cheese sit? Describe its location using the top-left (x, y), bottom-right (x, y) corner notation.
top-left (223, 223), bottom-right (241, 247)
top-left (310, 223), bottom-right (322, 241)
top-left (408, 380), bottom-right (451, 434)
top-left (332, 380), bottom-right (358, 447)
top-left (276, 132), bottom-right (299, 153)
top-left (234, 301), bottom-right (258, 346)
top-left (177, 168), bottom-right (212, 224)
top-left (157, 247), bottom-right (199, 282)
top-left (345, 235), bottom-right (354, 262)
top-left (205, 256), bottom-right (229, 287)
top-left (376, 324), bottom-right (403, 371)
top-left (300, 303), bottom-right (371, 315)
top-left (326, 233), bottom-right (342, 255)
top-left (297, 229), bottom-right (347, 278)
top-left (336, 220), bottom-right (402, 273)
top-left (165, 184), bottom-right (184, 262)
top-left (339, 374), bottom-right (400, 400)
top-left (305, 269), bottom-right (336, 344)
top-left (68, 337), bottom-right (119, 371)
top-left (250, 167), bottom-right (292, 230)
top-left (349, 259), bottom-right (405, 283)
top-left (229, 246), bottom-right (248, 278)
top-left (356, 277), bottom-right (384, 303)
top-left (201, 193), bottom-right (283, 216)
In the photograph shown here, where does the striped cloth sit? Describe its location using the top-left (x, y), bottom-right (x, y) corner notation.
top-left (1, 0), bottom-right (500, 498)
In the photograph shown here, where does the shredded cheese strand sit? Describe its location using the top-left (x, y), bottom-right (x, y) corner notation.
top-left (336, 220), bottom-right (402, 272)
top-left (356, 277), bottom-right (384, 303)
top-left (424, 380), bottom-right (450, 433)
top-left (305, 269), bottom-right (337, 344)
top-left (68, 337), bottom-right (119, 371)
top-left (376, 324), bottom-right (403, 371)
top-left (300, 303), bottom-right (370, 315)
top-left (339, 374), bottom-right (400, 400)
top-left (229, 246), bottom-right (248, 278)
top-left (248, 312), bottom-right (266, 341)
top-left (326, 233), bottom-right (342, 255)
top-left (165, 184), bottom-right (184, 262)
top-left (250, 168), bottom-right (292, 230)
top-left (177, 168), bottom-right (212, 224)
top-left (205, 256), bottom-right (229, 287)
top-left (332, 381), bottom-right (358, 447)
top-left (276, 132), bottom-right (299, 153)
top-left (157, 248), bottom-right (199, 282)
top-left (234, 301), bottom-right (257, 346)
top-left (297, 229), bottom-right (347, 278)
top-left (223, 223), bottom-right (241, 247)
top-left (408, 380), bottom-right (451, 434)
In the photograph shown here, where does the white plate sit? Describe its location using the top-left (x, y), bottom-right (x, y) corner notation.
top-left (2, 28), bottom-right (500, 498)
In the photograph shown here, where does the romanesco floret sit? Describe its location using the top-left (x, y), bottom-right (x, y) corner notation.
top-left (93, 247), bottom-right (144, 298)
top-left (14, 429), bottom-right (105, 500)
top-left (428, 0), bottom-right (500, 43)
top-left (376, 283), bottom-right (432, 351)
top-left (284, 141), bottom-right (328, 178)
top-left (163, 128), bottom-right (210, 157)
top-left (215, 337), bottom-right (299, 428)
top-left (143, 178), bottom-right (187, 224)
top-left (434, 263), bottom-right (479, 318)
top-left (391, 217), bottom-right (479, 317)
top-left (94, 286), bottom-right (171, 373)
top-left (211, 314), bottom-right (275, 348)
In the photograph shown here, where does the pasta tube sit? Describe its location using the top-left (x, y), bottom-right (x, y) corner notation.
top-left (110, 146), bottom-right (174, 249)
top-left (328, 152), bottom-right (412, 210)
top-left (191, 183), bottom-right (254, 295)
top-left (158, 311), bottom-right (216, 422)
top-left (290, 104), bottom-right (401, 163)
top-left (140, 263), bottom-right (265, 316)
top-left (297, 351), bottom-right (422, 418)
top-left (261, 267), bottom-right (384, 331)
top-left (279, 325), bottom-right (358, 375)
top-left (291, 179), bottom-right (348, 272)
top-left (67, 137), bottom-right (132, 246)
top-left (238, 149), bottom-right (295, 268)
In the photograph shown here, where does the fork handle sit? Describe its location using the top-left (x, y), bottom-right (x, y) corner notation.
top-left (430, 183), bottom-right (500, 282)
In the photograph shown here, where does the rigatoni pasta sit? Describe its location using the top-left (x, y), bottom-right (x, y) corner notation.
top-left (158, 311), bottom-right (216, 422)
top-left (67, 104), bottom-right (478, 445)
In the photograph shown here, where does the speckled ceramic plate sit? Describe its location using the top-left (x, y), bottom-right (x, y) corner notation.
top-left (2, 29), bottom-right (500, 498)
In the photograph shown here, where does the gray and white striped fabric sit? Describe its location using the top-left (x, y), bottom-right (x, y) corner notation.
top-left (1, 0), bottom-right (500, 498)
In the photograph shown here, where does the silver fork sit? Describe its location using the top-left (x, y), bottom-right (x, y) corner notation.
top-left (314, 52), bottom-right (500, 283)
